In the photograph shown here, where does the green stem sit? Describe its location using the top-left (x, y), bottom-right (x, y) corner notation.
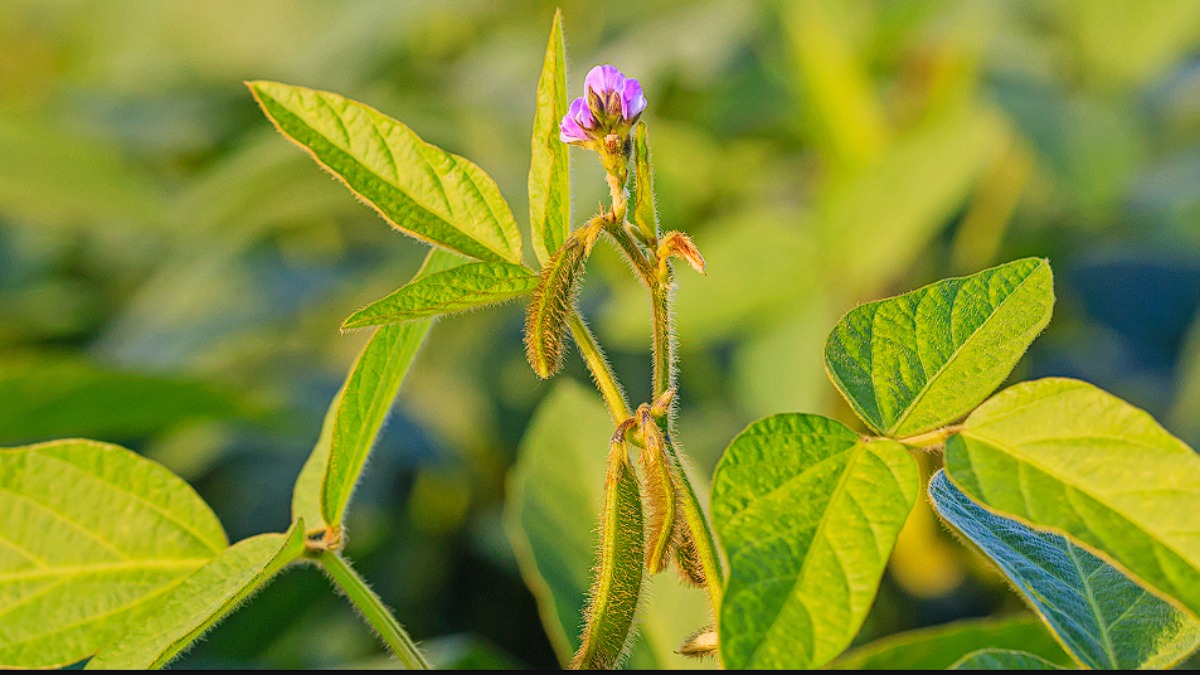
top-left (651, 277), bottom-right (674, 398)
top-left (604, 223), bottom-right (655, 286)
top-left (317, 553), bottom-right (431, 669)
top-left (567, 311), bottom-right (631, 422)
top-left (612, 224), bottom-right (726, 617)
top-left (651, 273), bottom-right (725, 615)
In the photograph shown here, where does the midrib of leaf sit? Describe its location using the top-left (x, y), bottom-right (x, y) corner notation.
top-left (743, 442), bottom-right (872, 666)
top-left (1064, 545), bottom-right (1118, 667)
top-left (0, 486), bottom-right (130, 560)
top-left (0, 559), bottom-right (210, 583)
top-left (886, 266), bottom-right (1041, 436)
top-left (253, 86), bottom-right (515, 263)
top-left (719, 431), bottom-right (858, 528)
top-left (347, 264), bottom-right (536, 326)
top-left (954, 435), bottom-right (1196, 607)
top-left (4, 581), bottom-right (180, 652)
top-left (42, 452), bottom-right (224, 554)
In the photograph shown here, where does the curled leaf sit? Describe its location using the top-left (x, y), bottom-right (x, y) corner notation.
top-left (659, 231), bottom-right (706, 276)
top-left (571, 439), bottom-right (646, 670)
top-left (524, 236), bottom-right (588, 379)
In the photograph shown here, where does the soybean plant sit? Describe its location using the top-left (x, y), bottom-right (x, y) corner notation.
top-left (2, 11), bottom-right (1199, 673)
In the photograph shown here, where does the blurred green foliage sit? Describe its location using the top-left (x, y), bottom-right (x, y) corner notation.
top-left (1, 0), bottom-right (1197, 668)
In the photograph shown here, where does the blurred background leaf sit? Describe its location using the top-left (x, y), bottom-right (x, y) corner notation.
top-left (1, 0), bottom-right (1197, 668)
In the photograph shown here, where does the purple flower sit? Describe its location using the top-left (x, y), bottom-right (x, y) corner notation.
top-left (560, 97), bottom-right (595, 144)
top-left (584, 64), bottom-right (646, 123)
top-left (560, 64), bottom-right (647, 146)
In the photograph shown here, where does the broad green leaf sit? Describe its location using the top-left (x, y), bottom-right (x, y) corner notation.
top-left (249, 80), bottom-right (522, 264)
top-left (951, 648), bottom-right (1068, 670)
top-left (0, 440), bottom-right (226, 668)
top-left (504, 380), bottom-right (714, 669)
top-left (295, 248), bottom-right (462, 529)
top-left (930, 470), bottom-right (1200, 669)
top-left (0, 355), bottom-right (254, 445)
top-left (825, 257), bottom-right (1054, 437)
top-left (711, 414), bottom-right (919, 669)
top-left (527, 9), bottom-right (570, 266)
top-left (341, 262), bottom-right (538, 331)
top-left (831, 615), bottom-right (1069, 670)
top-left (87, 522), bottom-right (306, 670)
top-left (945, 378), bottom-right (1200, 619)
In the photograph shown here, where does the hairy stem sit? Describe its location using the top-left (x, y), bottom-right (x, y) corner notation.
top-left (568, 311), bottom-right (630, 422)
top-left (317, 553), bottom-right (430, 669)
top-left (609, 222), bottom-right (727, 617)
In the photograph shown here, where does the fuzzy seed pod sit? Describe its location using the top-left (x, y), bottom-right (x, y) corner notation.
top-left (525, 236), bottom-right (588, 379)
top-left (672, 514), bottom-right (708, 588)
top-left (638, 407), bottom-right (676, 574)
top-left (571, 441), bottom-right (645, 670)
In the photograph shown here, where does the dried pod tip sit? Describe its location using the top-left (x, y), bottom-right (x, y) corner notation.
top-left (649, 388), bottom-right (676, 418)
top-left (659, 231), bottom-right (706, 276)
top-left (677, 627), bottom-right (718, 658)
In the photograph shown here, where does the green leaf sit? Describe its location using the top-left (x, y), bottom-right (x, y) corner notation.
top-left (944, 377), bottom-right (1200, 619)
top-left (831, 615), bottom-right (1070, 670)
top-left (632, 122), bottom-right (658, 240)
top-left (249, 80), bottom-right (522, 264)
top-left (711, 413), bottom-right (920, 669)
top-left (0, 440), bottom-right (226, 668)
top-left (825, 257), bottom-right (1054, 438)
top-left (930, 470), bottom-right (1200, 669)
top-left (951, 648), bottom-right (1069, 670)
top-left (294, 248), bottom-right (462, 530)
top-left (87, 522), bottom-right (306, 670)
top-left (341, 262), bottom-right (538, 331)
top-left (527, 9), bottom-right (570, 266)
top-left (504, 380), bottom-right (714, 669)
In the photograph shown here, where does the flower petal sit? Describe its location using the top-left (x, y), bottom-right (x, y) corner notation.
top-left (585, 64), bottom-right (626, 98)
top-left (567, 96), bottom-right (596, 129)
top-left (621, 78), bottom-right (647, 120)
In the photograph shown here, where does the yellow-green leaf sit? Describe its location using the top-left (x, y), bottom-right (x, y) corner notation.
top-left (0, 440), bottom-right (226, 669)
top-left (831, 615), bottom-right (1070, 670)
top-left (951, 648), bottom-right (1068, 670)
top-left (341, 262), bottom-right (538, 331)
top-left (945, 378), bottom-right (1200, 619)
top-left (528, 10), bottom-right (570, 266)
top-left (825, 257), bottom-right (1053, 437)
top-left (711, 414), bottom-right (919, 669)
top-left (87, 522), bottom-right (306, 670)
top-left (294, 248), bottom-right (462, 530)
top-left (249, 80), bottom-right (522, 263)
